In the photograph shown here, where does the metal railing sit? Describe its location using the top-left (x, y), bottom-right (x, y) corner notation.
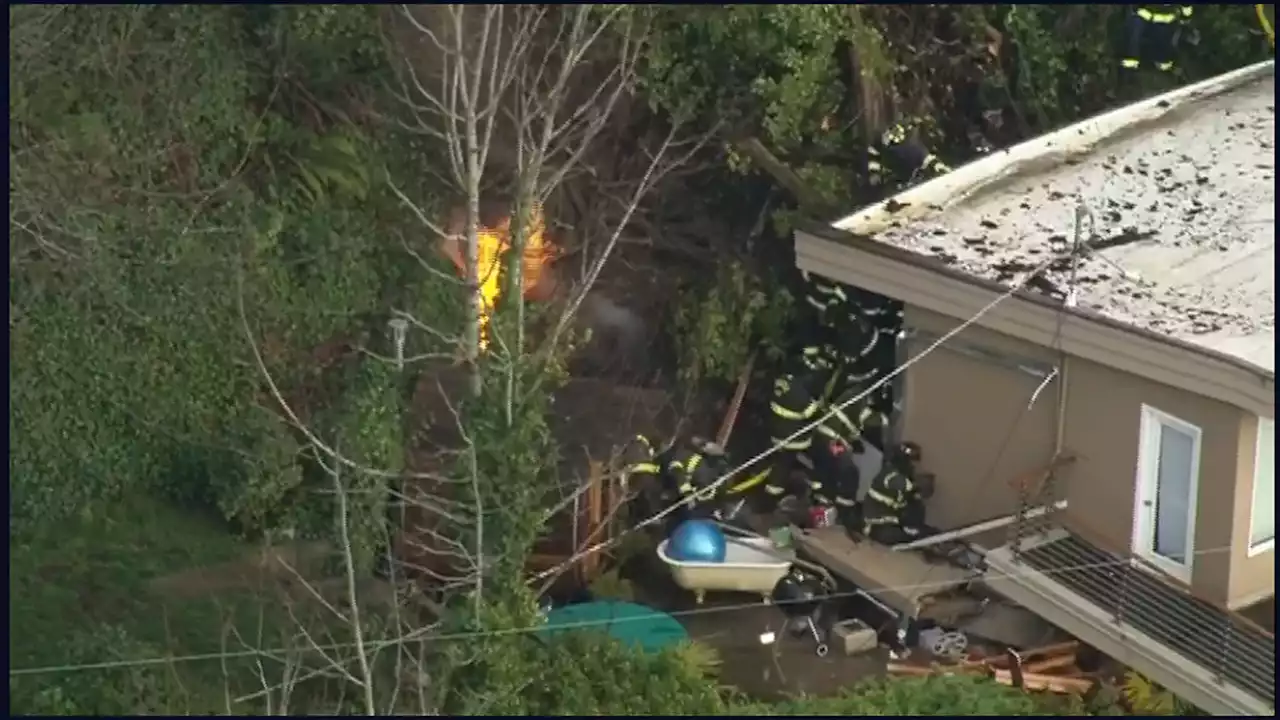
top-left (1008, 523), bottom-right (1275, 707)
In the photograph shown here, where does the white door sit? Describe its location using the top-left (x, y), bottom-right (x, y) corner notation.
top-left (1132, 405), bottom-right (1203, 582)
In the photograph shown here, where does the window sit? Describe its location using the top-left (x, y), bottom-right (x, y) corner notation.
top-left (1249, 417), bottom-right (1275, 555)
top-left (1134, 405), bottom-right (1202, 580)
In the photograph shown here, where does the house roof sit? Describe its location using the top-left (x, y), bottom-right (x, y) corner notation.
top-left (832, 62), bottom-right (1276, 375)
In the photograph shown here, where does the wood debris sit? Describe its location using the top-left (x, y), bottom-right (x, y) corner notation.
top-left (888, 638), bottom-right (1097, 696)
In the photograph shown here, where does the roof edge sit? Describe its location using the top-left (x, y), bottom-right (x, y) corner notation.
top-left (832, 60), bottom-right (1276, 235)
top-left (795, 220), bottom-right (1276, 389)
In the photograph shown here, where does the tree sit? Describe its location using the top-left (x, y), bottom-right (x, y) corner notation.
top-left (227, 4), bottom-right (713, 714)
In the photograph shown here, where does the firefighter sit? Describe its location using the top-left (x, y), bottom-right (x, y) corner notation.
top-left (755, 346), bottom-right (882, 525)
top-left (667, 437), bottom-right (734, 509)
top-left (1121, 5), bottom-right (1194, 73)
top-left (750, 347), bottom-right (838, 511)
top-left (867, 121), bottom-right (953, 193)
top-left (800, 270), bottom-right (853, 329)
top-left (793, 277), bottom-right (881, 391)
top-left (623, 434), bottom-right (731, 526)
top-left (799, 371), bottom-right (892, 532)
top-left (799, 271), bottom-right (899, 415)
top-left (823, 383), bottom-right (891, 461)
top-left (862, 441), bottom-right (936, 545)
top-left (1259, 4), bottom-right (1276, 50)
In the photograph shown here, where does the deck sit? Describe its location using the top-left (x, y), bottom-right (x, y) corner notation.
top-left (986, 531), bottom-right (1275, 716)
top-left (792, 526), bottom-right (980, 617)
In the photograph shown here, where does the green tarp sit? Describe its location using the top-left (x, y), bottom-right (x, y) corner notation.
top-left (540, 601), bottom-right (688, 653)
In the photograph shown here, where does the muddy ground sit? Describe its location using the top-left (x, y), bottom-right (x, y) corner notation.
top-left (623, 548), bottom-right (889, 701)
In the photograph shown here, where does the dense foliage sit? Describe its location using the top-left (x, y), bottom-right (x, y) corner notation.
top-left (9, 3), bottom-right (1270, 716)
top-left (9, 5), bottom-right (429, 545)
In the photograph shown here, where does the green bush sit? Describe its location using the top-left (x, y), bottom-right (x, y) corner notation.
top-left (738, 675), bottom-right (1085, 716)
top-left (8, 6), bottom-right (424, 551)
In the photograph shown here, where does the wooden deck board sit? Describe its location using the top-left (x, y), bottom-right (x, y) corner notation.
top-left (793, 526), bottom-right (979, 616)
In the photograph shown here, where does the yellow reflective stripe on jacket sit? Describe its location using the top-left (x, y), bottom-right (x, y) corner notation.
top-left (679, 482), bottom-right (694, 494)
top-left (687, 454), bottom-right (702, 475)
top-left (882, 124), bottom-right (908, 145)
top-left (729, 472), bottom-right (768, 494)
top-left (828, 406), bottom-right (862, 437)
top-left (629, 462), bottom-right (660, 475)
top-left (857, 405), bottom-right (886, 428)
top-left (771, 401), bottom-right (818, 421)
top-left (816, 423), bottom-right (842, 440)
top-left (864, 513), bottom-right (900, 526)
top-left (772, 434), bottom-right (812, 451)
top-left (922, 154), bottom-right (951, 174)
top-left (813, 283), bottom-right (847, 301)
top-left (866, 487), bottom-right (904, 509)
top-left (1137, 7), bottom-right (1179, 22)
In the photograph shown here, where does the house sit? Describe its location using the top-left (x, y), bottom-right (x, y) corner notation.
top-left (794, 60), bottom-right (1275, 715)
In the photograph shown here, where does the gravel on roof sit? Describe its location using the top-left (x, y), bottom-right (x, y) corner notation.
top-left (869, 76), bottom-right (1275, 372)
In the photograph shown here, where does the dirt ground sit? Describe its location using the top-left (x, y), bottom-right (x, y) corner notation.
top-left (626, 551), bottom-right (888, 701)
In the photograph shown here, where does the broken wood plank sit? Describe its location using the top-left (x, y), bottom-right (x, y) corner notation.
top-left (715, 353), bottom-right (756, 448)
top-left (992, 669), bottom-right (1093, 694)
top-left (1020, 640), bottom-right (1080, 661)
top-left (1024, 654), bottom-right (1079, 674)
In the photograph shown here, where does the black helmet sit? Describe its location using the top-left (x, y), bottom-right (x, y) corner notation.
top-left (690, 436), bottom-right (725, 456)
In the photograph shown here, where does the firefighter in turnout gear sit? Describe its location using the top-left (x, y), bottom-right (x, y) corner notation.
top-left (1122, 5), bottom-right (1194, 73)
top-left (752, 346), bottom-right (876, 529)
top-left (757, 350), bottom-right (833, 509)
top-left (623, 435), bottom-right (731, 528)
top-left (867, 122), bottom-right (952, 193)
top-left (1259, 4), bottom-right (1276, 49)
top-left (862, 441), bottom-right (936, 545)
top-left (797, 274), bottom-right (884, 393)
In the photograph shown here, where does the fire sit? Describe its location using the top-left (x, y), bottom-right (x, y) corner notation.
top-left (465, 203), bottom-right (552, 351)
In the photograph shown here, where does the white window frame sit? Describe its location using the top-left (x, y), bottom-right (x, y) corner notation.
top-left (1248, 417), bottom-right (1275, 557)
top-left (1132, 404), bottom-right (1203, 583)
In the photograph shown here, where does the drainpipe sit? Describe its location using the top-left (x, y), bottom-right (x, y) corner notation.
top-left (1045, 205), bottom-right (1091, 543)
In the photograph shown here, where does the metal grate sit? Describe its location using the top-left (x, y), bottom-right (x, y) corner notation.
top-left (1019, 533), bottom-right (1275, 707)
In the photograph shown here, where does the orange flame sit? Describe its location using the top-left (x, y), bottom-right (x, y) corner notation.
top-left (467, 204), bottom-right (552, 351)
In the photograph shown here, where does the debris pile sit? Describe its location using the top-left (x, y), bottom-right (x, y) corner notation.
top-left (889, 639), bottom-right (1098, 696)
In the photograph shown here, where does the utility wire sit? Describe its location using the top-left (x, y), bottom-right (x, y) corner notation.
top-left (531, 242), bottom-right (1097, 584)
top-left (7, 541), bottom-right (1239, 678)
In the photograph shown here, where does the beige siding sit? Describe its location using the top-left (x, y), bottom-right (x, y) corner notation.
top-left (1230, 414), bottom-right (1276, 608)
top-left (1059, 356), bottom-right (1245, 606)
top-left (902, 305), bottom-right (1256, 607)
top-left (902, 307), bottom-right (1059, 532)
top-left (794, 227), bottom-right (1273, 607)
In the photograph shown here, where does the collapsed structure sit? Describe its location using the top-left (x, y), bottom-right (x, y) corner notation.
top-left (795, 60), bottom-right (1276, 715)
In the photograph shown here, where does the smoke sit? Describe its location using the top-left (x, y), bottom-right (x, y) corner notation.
top-left (572, 293), bottom-right (648, 376)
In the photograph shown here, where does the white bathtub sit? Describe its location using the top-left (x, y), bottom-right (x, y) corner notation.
top-left (657, 536), bottom-right (796, 605)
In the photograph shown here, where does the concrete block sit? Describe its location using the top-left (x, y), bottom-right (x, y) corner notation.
top-left (832, 618), bottom-right (879, 656)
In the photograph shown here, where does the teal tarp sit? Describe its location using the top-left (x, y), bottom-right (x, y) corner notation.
top-left (539, 601), bottom-right (688, 653)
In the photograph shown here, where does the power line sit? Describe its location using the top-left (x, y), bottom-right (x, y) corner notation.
top-left (8, 541), bottom-right (1237, 678)
top-left (531, 244), bottom-right (1096, 583)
